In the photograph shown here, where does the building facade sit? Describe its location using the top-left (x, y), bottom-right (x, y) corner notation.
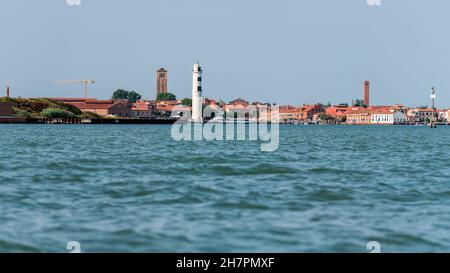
top-left (407, 108), bottom-right (434, 123)
top-left (131, 100), bottom-right (156, 118)
top-left (347, 110), bottom-right (372, 125)
top-left (278, 106), bottom-right (298, 124)
top-left (347, 109), bottom-right (407, 125)
top-left (52, 98), bottom-right (131, 117)
top-left (298, 104), bottom-right (324, 122)
top-left (371, 110), bottom-right (407, 124)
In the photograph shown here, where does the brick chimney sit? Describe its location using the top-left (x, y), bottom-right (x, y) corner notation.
top-left (364, 81), bottom-right (370, 107)
top-left (6, 86), bottom-right (10, 98)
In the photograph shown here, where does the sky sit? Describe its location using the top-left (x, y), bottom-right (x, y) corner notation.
top-left (0, 0), bottom-right (449, 107)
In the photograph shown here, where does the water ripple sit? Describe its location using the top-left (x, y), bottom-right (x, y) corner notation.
top-left (1, 125), bottom-right (450, 252)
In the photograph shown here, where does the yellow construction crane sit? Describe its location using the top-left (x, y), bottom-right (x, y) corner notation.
top-left (56, 80), bottom-right (96, 98)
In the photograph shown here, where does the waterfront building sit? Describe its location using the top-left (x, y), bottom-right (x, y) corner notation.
top-left (371, 109), bottom-right (407, 124)
top-left (51, 98), bottom-right (132, 117)
top-left (156, 68), bottom-right (168, 99)
top-left (223, 98), bottom-right (252, 120)
top-left (224, 103), bottom-right (251, 120)
top-left (131, 100), bottom-right (156, 118)
top-left (391, 104), bottom-right (409, 115)
top-left (0, 102), bottom-right (14, 118)
top-left (298, 104), bottom-right (324, 122)
top-left (407, 108), bottom-right (434, 123)
top-left (192, 62), bottom-right (203, 122)
top-left (222, 100), bottom-right (272, 122)
top-left (313, 113), bottom-right (325, 124)
top-left (325, 105), bottom-right (356, 121)
top-left (346, 110), bottom-right (372, 125)
top-left (436, 109), bottom-right (448, 122)
top-left (278, 105), bottom-right (299, 124)
top-left (203, 98), bottom-right (223, 118)
top-left (347, 108), bottom-right (407, 125)
top-left (156, 104), bottom-right (191, 118)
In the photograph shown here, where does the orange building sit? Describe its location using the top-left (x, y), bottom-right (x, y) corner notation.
top-left (346, 109), bottom-right (372, 124)
top-left (278, 105), bottom-right (299, 123)
top-left (346, 108), bottom-right (407, 125)
top-left (298, 104), bottom-right (324, 122)
top-left (326, 105), bottom-right (351, 118)
top-left (131, 100), bottom-right (156, 118)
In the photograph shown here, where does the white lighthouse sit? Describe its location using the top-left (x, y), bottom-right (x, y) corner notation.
top-left (192, 62), bottom-right (203, 122)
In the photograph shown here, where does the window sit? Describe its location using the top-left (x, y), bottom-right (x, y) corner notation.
top-left (198, 77), bottom-right (202, 82)
top-left (197, 86), bottom-right (202, 92)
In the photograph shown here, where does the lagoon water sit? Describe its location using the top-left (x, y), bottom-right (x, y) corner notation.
top-left (1, 124), bottom-right (450, 252)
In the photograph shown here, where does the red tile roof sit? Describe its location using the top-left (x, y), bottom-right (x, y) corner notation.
top-left (50, 98), bottom-right (96, 102)
top-left (68, 102), bottom-right (116, 109)
top-left (229, 98), bottom-right (249, 105)
top-left (278, 105), bottom-right (298, 113)
top-left (157, 105), bottom-right (191, 112)
top-left (415, 108), bottom-right (434, 112)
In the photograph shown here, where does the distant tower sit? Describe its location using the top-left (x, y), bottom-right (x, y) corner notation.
top-left (6, 86), bottom-right (10, 98)
top-left (192, 62), bottom-right (203, 122)
top-left (364, 81), bottom-right (370, 107)
top-left (430, 87), bottom-right (437, 128)
top-left (156, 68), bottom-right (168, 98)
top-left (431, 87), bottom-right (437, 110)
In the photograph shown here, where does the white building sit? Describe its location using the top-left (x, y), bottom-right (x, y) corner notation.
top-left (437, 109), bottom-right (449, 123)
top-left (371, 110), bottom-right (407, 125)
top-left (407, 108), bottom-right (434, 122)
top-left (192, 62), bottom-right (203, 122)
top-left (444, 110), bottom-right (450, 124)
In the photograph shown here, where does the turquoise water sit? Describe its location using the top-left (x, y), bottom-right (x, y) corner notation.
top-left (1, 124), bottom-right (450, 253)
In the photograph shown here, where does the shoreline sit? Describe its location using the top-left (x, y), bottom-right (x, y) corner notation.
top-left (0, 117), bottom-right (448, 126)
top-left (0, 117), bottom-right (178, 125)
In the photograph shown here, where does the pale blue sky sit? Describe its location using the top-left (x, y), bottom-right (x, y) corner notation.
top-left (0, 0), bottom-right (449, 107)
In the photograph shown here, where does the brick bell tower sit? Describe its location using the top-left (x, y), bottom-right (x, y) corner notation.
top-left (364, 80), bottom-right (370, 107)
top-left (156, 68), bottom-right (168, 99)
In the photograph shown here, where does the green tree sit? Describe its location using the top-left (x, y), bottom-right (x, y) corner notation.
top-left (128, 91), bottom-right (142, 103)
top-left (112, 89), bottom-right (142, 103)
top-left (353, 99), bottom-right (367, 108)
top-left (157, 92), bottom-right (177, 101)
top-left (41, 108), bottom-right (76, 118)
top-left (319, 113), bottom-right (332, 121)
top-left (181, 98), bottom-right (192, 107)
top-left (13, 108), bottom-right (32, 118)
top-left (112, 89), bottom-right (129, 100)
